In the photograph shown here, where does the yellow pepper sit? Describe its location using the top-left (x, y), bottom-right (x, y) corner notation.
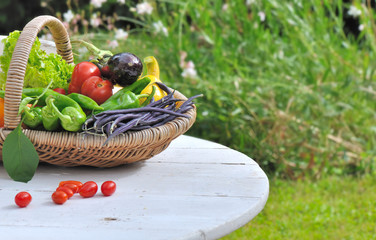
top-left (139, 56), bottom-right (167, 105)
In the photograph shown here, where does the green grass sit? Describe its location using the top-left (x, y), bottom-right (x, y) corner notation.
top-left (221, 175), bottom-right (376, 240)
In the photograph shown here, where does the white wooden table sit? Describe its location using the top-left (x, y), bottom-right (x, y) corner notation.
top-left (0, 135), bottom-right (269, 240)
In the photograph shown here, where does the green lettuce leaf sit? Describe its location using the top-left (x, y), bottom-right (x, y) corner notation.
top-left (0, 30), bottom-right (73, 90)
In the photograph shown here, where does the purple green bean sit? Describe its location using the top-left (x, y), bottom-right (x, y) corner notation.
top-left (82, 86), bottom-right (202, 145)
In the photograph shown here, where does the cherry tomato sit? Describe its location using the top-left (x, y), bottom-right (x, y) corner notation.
top-left (59, 180), bottom-right (83, 192)
top-left (101, 181), bottom-right (116, 196)
top-left (81, 76), bottom-right (113, 105)
top-left (61, 183), bottom-right (79, 193)
top-left (100, 65), bottom-right (112, 79)
top-left (52, 191), bottom-right (68, 204)
top-left (79, 181), bottom-right (98, 198)
top-left (0, 98), bottom-right (4, 128)
top-left (15, 192), bottom-right (32, 208)
top-left (56, 186), bottom-right (74, 199)
top-left (53, 88), bottom-right (66, 95)
top-left (68, 62), bottom-right (101, 94)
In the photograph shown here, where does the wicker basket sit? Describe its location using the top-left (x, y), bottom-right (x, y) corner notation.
top-left (0, 15), bottom-right (196, 167)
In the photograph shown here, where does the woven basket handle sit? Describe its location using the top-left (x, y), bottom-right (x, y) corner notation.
top-left (4, 15), bottom-right (74, 129)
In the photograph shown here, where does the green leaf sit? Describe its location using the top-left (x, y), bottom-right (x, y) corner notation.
top-left (0, 30), bottom-right (73, 91)
top-left (2, 125), bottom-right (39, 183)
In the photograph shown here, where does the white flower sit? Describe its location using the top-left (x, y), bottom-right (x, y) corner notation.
top-left (359, 24), bottom-right (364, 31)
top-left (115, 29), bottom-right (129, 40)
top-left (181, 61), bottom-right (198, 79)
top-left (136, 2), bottom-right (153, 15)
top-left (108, 40), bottom-right (119, 49)
top-left (182, 68), bottom-right (198, 79)
top-left (278, 50), bottom-right (284, 59)
top-left (63, 10), bottom-right (74, 23)
top-left (222, 4), bottom-right (228, 11)
top-left (348, 5), bottom-right (361, 18)
top-left (90, 13), bottom-right (101, 27)
top-left (91, 0), bottom-right (107, 8)
top-left (180, 51), bottom-right (198, 79)
top-left (273, 50), bottom-right (284, 59)
top-left (152, 21), bottom-right (168, 36)
top-left (117, 0), bottom-right (126, 4)
top-left (258, 11), bottom-right (265, 22)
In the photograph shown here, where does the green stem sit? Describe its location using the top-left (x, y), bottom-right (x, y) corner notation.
top-left (140, 86), bottom-right (156, 107)
top-left (71, 40), bottom-right (113, 64)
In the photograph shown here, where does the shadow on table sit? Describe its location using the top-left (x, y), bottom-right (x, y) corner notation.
top-left (0, 160), bottom-right (148, 182)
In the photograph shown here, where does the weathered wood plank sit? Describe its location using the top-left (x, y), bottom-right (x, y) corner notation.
top-left (0, 135), bottom-right (269, 240)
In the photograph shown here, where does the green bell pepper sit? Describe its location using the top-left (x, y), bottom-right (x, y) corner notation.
top-left (23, 107), bottom-right (43, 129)
top-left (21, 89), bottom-right (87, 132)
top-left (41, 97), bottom-right (60, 131)
top-left (42, 95), bottom-right (86, 132)
top-left (67, 93), bottom-right (104, 111)
top-left (1, 88), bottom-right (89, 132)
top-left (18, 97), bottom-right (42, 129)
top-left (102, 91), bottom-right (149, 111)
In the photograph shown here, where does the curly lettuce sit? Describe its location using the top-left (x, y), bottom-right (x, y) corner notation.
top-left (0, 30), bottom-right (74, 90)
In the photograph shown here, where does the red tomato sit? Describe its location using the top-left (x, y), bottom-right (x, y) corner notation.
top-left (101, 181), bottom-right (116, 196)
top-left (59, 180), bottom-right (83, 192)
top-left (52, 191), bottom-right (68, 204)
top-left (53, 88), bottom-right (66, 95)
top-left (59, 180), bottom-right (83, 187)
top-left (79, 181), bottom-right (98, 198)
top-left (62, 183), bottom-right (79, 194)
top-left (81, 76), bottom-right (113, 105)
top-left (68, 62), bottom-right (101, 94)
top-left (0, 98), bottom-right (4, 128)
top-left (100, 65), bottom-right (112, 79)
top-left (15, 192), bottom-right (32, 208)
top-left (56, 186), bottom-right (74, 199)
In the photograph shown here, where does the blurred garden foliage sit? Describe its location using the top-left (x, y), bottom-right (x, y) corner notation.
top-left (0, 0), bottom-right (137, 35)
top-left (1, 0), bottom-right (375, 179)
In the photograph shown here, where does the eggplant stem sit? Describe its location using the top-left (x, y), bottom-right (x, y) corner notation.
top-left (71, 40), bottom-right (113, 63)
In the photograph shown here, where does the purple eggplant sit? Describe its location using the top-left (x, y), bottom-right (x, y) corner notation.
top-left (107, 52), bottom-right (143, 87)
